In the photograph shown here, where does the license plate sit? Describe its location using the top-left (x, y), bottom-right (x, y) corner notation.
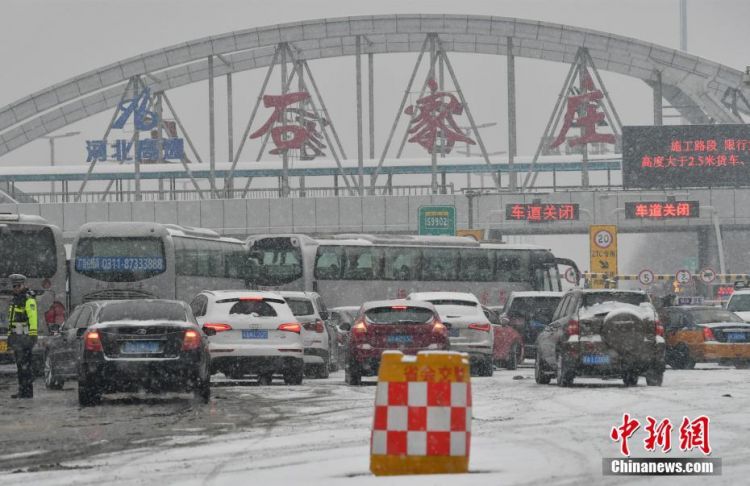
top-left (449, 328), bottom-right (460, 338)
top-left (0, 340), bottom-right (7, 353)
top-left (582, 354), bottom-right (610, 365)
top-left (726, 332), bottom-right (747, 342)
top-left (121, 341), bottom-right (160, 354)
top-left (242, 330), bottom-right (268, 339)
top-left (387, 335), bottom-right (413, 344)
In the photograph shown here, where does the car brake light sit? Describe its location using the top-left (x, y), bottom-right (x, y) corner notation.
top-left (432, 322), bottom-right (447, 336)
top-left (203, 323), bottom-right (233, 332)
top-left (352, 320), bottom-right (367, 335)
top-left (655, 322), bottom-right (665, 337)
top-left (702, 327), bottom-right (716, 342)
top-left (84, 331), bottom-right (103, 352)
top-left (468, 323), bottom-right (491, 332)
top-left (240, 296), bottom-right (263, 301)
top-left (391, 305), bottom-right (408, 310)
top-left (44, 301), bottom-right (66, 325)
top-left (566, 319), bottom-right (579, 336)
top-left (182, 329), bottom-right (201, 350)
top-left (278, 322), bottom-right (301, 333)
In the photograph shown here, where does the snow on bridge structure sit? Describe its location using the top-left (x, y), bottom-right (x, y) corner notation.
top-left (0, 14), bottom-right (748, 201)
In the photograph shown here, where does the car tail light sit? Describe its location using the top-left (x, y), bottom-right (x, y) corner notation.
top-left (655, 321), bottom-right (665, 337)
top-left (203, 323), bottom-right (233, 333)
top-left (278, 322), bottom-right (301, 333)
top-left (182, 329), bottom-right (201, 350)
top-left (84, 330), bottom-right (103, 352)
top-left (432, 321), bottom-right (447, 336)
top-left (468, 323), bottom-right (491, 332)
top-left (566, 319), bottom-right (579, 336)
top-left (44, 301), bottom-right (66, 325)
top-left (702, 326), bottom-right (716, 342)
top-left (352, 319), bottom-right (367, 335)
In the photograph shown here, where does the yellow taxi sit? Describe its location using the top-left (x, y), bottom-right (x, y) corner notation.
top-left (658, 305), bottom-right (750, 369)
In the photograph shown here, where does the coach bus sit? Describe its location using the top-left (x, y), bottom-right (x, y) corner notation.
top-left (0, 213), bottom-right (68, 368)
top-left (70, 222), bottom-right (247, 307)
top-left (245, 234), bottom-right (578, 308)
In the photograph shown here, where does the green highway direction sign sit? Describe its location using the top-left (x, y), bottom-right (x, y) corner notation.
top-left (418, 205), bottom-right (456, 236)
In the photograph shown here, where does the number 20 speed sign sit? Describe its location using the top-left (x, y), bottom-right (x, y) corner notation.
top-left (589, 225), bottom-right (618, 281)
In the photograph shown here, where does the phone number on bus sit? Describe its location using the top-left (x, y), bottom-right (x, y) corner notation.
top-left (74, 256), bottom-right (166, 272)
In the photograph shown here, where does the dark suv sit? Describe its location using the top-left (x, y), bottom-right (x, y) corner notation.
top-left (535, 289), bottom-right (666, 387)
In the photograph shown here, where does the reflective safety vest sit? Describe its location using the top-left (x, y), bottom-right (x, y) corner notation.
top-left (7, 292), bottom-right (37, 337)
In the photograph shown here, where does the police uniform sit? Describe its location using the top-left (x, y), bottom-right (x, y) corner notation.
top-left (6, 274), bottom-right (37, 398)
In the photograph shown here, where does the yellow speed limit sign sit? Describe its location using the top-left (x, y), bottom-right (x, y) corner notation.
top-left (589, 225), bottom-right (618, 288)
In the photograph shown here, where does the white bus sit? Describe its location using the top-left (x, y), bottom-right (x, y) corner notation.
top-left (70, 222), bottom-right (247, 307)
top-left (0, 213), bottom-right (68, 368)
top-left (245, 234), bottom-right (578, 308)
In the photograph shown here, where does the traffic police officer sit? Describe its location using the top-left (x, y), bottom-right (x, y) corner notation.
top-left (6, 274), bottom-right (38, 398)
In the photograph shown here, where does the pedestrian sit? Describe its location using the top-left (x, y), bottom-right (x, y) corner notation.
top-left (6, 274), bottom-right (38, 398)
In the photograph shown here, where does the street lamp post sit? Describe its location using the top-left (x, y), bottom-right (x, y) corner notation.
top-left (41, 131), bottom-right (79, 200)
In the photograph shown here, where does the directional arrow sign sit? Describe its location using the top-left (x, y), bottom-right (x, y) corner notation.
top-left (599, 260), bottom-right (610, 269)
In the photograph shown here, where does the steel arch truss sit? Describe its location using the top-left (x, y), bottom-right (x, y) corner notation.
top-left (0, 14), bottom-right (747, 160)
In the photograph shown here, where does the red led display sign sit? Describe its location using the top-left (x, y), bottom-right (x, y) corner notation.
top-left (623, 125), bottom-right (750, 188)
top-left (505, 203), bottom-right (579, 223)
top-left (624, 201), bottom-right (700, 219)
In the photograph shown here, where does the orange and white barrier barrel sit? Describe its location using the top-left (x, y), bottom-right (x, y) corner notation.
top-left (370, 350), bottom-right (471, 476)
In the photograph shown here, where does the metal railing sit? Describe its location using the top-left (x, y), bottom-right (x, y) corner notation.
top-left (14, 183), bottom-right (456, 204)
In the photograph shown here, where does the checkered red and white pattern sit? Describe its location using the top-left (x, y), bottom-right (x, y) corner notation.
top-left (371, 381), bottom-right (472, 457)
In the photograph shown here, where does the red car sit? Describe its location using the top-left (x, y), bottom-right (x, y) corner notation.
top-left (484, 306), bottom-right (524, 370)
top-left (344, 300), bottom-right (449, 385)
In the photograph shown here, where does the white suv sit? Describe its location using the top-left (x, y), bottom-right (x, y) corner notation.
top-left (727, 288), bottom-right (750, 322)
top-left (407, 291), bottom-right (494, 376)
top-left (190, 290), bottom-right (304, 385)
top-left (277, 291), bottom-right (332, 379)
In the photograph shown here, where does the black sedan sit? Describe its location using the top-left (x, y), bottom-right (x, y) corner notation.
top-left (76, 299), bottom-right (214, 406)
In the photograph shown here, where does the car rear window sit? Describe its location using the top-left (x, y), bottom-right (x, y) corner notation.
top-left (98, 301), bottom-right (187, 322)
top-left (688, 309), bottom-right (744, 324)
top-left (285, 298), bottom-right (315, 316)
top-left (582, 292), bottom-right (648, 307)
top-left (228, 301), bottom-right (278, 317)
top-left (509, 297), bottom-right (561, 321)
top-left (426, 299), bottom-right (477, 307)
top-left (365, 307), bottom-right (434, 324)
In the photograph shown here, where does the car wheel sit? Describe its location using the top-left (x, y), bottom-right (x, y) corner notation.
top-left (622, 371), bottom-right (639, 387)
top-left (345, 361), bottom-right (361, 386)
top-left (283, 366), bottom-right (304, 385)
top-left (535, 353), bottom-right (551, 385)
top-left (78, 375), bottom-right (102, 407)
top-left (645, 369), bottom-right (664, 386)
top-left (193, 373), bottom-right (211, 403)
top-left (317, 358), bottom-right (331, 379)
top-left (505, 343), bottom-right (519, 371)
top-left (556, 353), bottom-right (574, 387)
top-left (44, 354), bottom-right (64, 390)
top-left (258, 373), bottom-right (273, 386)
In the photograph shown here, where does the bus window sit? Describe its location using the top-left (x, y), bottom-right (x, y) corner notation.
top-left (250, 247), bottom-right (303, 285)
top-left (421, 248), bottom-right (458, 281)
top-left (383, 247), bottom-right (420, 281)
top-left (342, 246), bottom-right (381, 280)
top-left (458, 249), bottom-right (494, 282)
top-left (0, 226), bottom-right (58, 277)
top-left (314, 246), bottom-right (343, 280)
top-left (495, 250), bottom-right (530, 283)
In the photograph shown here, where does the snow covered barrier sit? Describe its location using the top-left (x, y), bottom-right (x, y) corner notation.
top-left (370, 350), bottom-right (472, 476)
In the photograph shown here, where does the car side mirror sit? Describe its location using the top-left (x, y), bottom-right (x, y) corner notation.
top-left (202, 326), bottom-right (217, 337)
top-left (499, 316), bottom-right (510, 326)
top-left (48, 323), bottom-right (61, 335)
top-left (75, 328), bottom-right (86, 337)
top-left (320, 311), bottom-right (330, 321)
top-left (339, 322), bottom-right (351, 332)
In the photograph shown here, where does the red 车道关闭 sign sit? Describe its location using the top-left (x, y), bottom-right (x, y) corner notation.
top-left (505, 203), bottom-right (579, 223)
top-left (624, 201), bottom-right (699, 219)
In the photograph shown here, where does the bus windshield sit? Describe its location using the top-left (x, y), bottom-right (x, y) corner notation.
top-left (0, 226), bottom-right (57, 277)
top-left (248, 238), bottom-right (303, 286)
top-left (75, 237), bottom-right (166, 282)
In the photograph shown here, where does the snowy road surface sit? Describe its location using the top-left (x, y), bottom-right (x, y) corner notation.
top-left (0, 362), bottom-right (745, 485)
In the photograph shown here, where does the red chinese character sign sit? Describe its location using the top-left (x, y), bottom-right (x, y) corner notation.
top-left (404, 79), bottom-right (475, 154)
top-left (623, 124), bottom-right (750, 189)
top-left (505, 203), bottom-right (579, 223)
top-left (250, 91), bottom-right (328, 160)
top-left (551, 69), bottom-right (616, 150)
top-left (624, 201), bottom-right (700, 219)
